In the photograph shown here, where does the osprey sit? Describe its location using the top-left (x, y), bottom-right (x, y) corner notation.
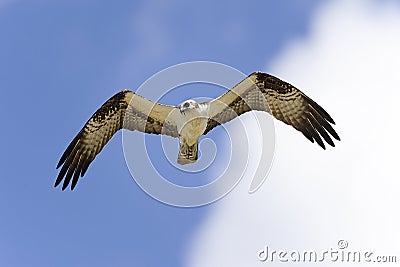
top-left (56, 72), bottom-right (340, 190)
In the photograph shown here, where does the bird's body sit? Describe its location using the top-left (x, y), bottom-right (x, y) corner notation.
top-left (176, 100), bottom-right (209, 164)
top-left (55, 72), bottom-right (341, 190)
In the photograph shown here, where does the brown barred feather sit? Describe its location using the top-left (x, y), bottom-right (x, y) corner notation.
top-left (55, 90), bottom-right (178, 190)
top-left (204, 72), bottom-right (340, 149)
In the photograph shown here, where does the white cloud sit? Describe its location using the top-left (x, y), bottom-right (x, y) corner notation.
top-left (187, 0), bottom-right (400, 266)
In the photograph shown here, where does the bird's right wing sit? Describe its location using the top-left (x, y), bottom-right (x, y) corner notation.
top-left (55, 90), bottom-right (179, 190)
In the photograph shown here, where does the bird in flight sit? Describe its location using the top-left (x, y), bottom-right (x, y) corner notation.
top-left (56, 72), bottom-right (340, 190)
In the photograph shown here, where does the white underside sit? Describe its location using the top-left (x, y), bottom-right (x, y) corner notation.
top-left (177, 104), bottom-right (209, 145)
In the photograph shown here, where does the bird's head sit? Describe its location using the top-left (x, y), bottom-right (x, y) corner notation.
top-left (179, 99), bottom-right (199, 114)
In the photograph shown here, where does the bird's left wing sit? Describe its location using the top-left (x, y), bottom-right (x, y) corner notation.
top-left (55, 90), bottom-right (179, 190)
top-left (204, 72), bottom-right (340, 148)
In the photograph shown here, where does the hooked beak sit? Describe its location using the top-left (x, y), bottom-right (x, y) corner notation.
top-left (180, 106), bottom-right (187, 114)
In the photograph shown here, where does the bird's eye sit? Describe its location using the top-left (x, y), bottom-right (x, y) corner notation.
top-left (183, 102), bottom-right (190, 108)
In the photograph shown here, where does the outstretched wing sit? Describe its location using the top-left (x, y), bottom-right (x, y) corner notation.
top-left (204, 72), bottom-right (340, 148)
top-left (55, 90), bottom-right (179, 190)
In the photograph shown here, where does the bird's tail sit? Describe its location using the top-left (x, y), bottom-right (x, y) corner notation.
top-left (178, 141), bottom-right (198, 165)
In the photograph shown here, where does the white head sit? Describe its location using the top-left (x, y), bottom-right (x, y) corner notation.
top-left (178, 99), bottom-right (199, 114)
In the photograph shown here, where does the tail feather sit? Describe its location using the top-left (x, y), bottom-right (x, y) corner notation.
top-left (178, 142), bottom-right (198, 165)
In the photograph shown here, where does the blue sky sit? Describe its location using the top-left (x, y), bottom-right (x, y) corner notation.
top-left (0, 1), bottom-right (325, 266)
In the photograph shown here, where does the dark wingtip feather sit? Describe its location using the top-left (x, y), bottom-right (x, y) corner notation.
top-left (315, 136), bottom-right (326, 149)
top-left (305, 95), bottom-right (335, 124)
top-left (81, 153), bottom-right (95, 177)
top-left (62, 179), bottom-right (70, 191)
top-left (55, 156), bottom-right (73, 188)
top-left (61, 152), bottom-right (81, 190)
top-left (308, 112), bottom-right (335, 147)
top-left (56, 153), bottom-right (66, 169)
top-left (315, 136), bottom-right (326, 150)
top-left (302, 131), bottom-right (314, 143)
top-left (307, 124), bottom-right (326, 149)
top-left (56, 161), bottom-right (62, 169)
top-left (332, 132), bottom-right (340, 141)
top-left (56, 133), bottom-right (81, 169)
top-left (308, 104), bottom-right (340, 143)
top-left (328, 127), bottom-right (340, 141)
top-left (71, 158), bottom-right (83, 190)
top-left (54, 175), bottom-right (63, 188)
